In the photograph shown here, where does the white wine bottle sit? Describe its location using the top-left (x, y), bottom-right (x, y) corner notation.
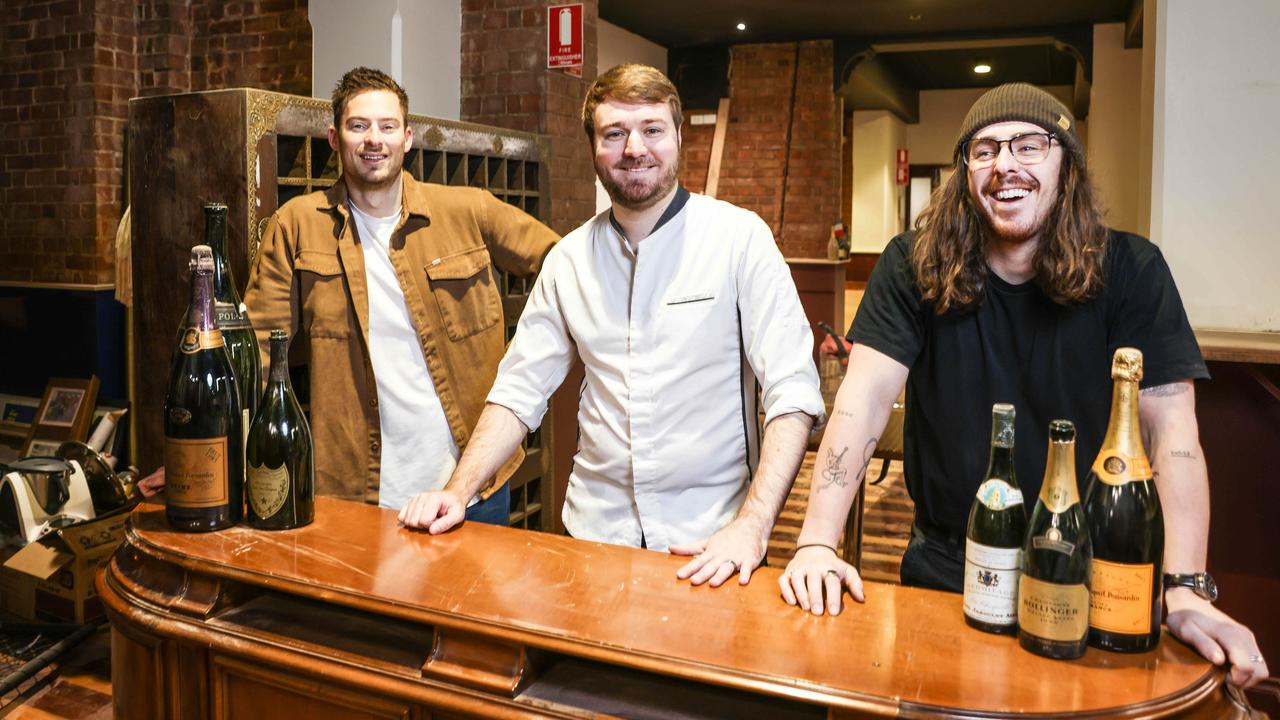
top-left (1084, 347), bottom-right (1164, 652)
top-left (1019, 420), bottom-right (1092, 660)
top-left (963, 403), bottom-right (1026, 634)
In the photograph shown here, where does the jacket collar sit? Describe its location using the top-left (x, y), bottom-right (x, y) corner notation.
top-left (322, 172), bottom-right (433, 230)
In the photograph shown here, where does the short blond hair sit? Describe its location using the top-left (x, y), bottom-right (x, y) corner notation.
top-left (581, 64), bottom-right (683, 140)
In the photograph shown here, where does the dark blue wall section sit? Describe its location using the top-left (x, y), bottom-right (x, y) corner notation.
top-left (0, 286), bottom-right (127, 400)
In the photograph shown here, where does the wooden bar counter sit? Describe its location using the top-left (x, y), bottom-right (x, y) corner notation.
top-left (98, 498), bottom-right (1251, 719)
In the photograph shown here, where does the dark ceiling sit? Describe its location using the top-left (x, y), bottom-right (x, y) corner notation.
top-left (600, 0), bottom-right (1139, 121)
top-left (598, 0), bottom-right (1135, 50)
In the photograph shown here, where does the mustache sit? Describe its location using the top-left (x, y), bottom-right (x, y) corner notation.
top-left (613, 159), bottom-right (659, 170)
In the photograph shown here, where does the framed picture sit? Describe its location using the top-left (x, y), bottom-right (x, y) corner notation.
top-left (25, 439), bottom-right (63, 457)
top-left (22, 376), bottom-right (100, 458)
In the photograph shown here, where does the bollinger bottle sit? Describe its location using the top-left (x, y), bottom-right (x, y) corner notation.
top-left (245, 330), bottom-right (315, 530)
top-left (1084, 348), bottom-right (1164, 652)
top-left (164, 245), bottom-right (244, 532)
top-left (205, 202), bottom-right (262, 427)
top-left (963, 403), bottom-right (1027, 634)
top-left (1019, 420), bottom-right (1092, 660)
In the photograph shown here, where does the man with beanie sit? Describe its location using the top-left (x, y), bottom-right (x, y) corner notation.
top-left (781, 83), bottom-right (1266, 687)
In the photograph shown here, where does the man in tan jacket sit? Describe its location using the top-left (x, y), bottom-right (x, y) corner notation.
top-left (250, 67), bottom-right (557, 519)
top-left (145, 67), bottom-right (557, 519)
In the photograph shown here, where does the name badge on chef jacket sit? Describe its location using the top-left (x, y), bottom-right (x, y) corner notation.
top-left (666, 291), bottom-right (716, 306)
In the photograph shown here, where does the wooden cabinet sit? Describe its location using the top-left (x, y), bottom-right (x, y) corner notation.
top-left (128, 89), bottom-right (553, 530)
top-left (99, 498), bottom-right (1253, 719)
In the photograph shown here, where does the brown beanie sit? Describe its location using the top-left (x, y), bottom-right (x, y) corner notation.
top-left (955, 83), bottom-right (1083, 166)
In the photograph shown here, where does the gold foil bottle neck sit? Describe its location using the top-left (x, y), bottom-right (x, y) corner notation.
top-left (1111, 347), bottom-right (1144, 383)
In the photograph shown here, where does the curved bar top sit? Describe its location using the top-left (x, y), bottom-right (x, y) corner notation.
top-left (100, 498), bottom-right (1243, 719)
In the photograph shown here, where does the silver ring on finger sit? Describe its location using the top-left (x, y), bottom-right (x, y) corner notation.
top-left (825, 569), bottom-right (840, 578)
top-left (723, 559), bottom-right (741, 571)
top-left (1249, 654), bottom-right (1265, 664)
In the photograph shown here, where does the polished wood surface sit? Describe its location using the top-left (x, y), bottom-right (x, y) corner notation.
top-left (1196, 330), bottom-right (1280, 365)
top-left (96, 497), bottom-right (1247, 719)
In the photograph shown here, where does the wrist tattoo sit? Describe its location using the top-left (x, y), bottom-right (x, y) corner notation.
top-left (819, 447), bottom-right (849, 490)
top-left (1170, 449), bottom-right (1198, 459)
top-left (1141, 382), bottom-right (1190, 397)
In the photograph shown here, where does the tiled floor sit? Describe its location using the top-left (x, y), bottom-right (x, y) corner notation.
top-left (0, 625), bottom-right (112, 719)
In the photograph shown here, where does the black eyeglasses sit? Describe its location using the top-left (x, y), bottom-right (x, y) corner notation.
top-left (963, 132), bottom-right (1057, 169)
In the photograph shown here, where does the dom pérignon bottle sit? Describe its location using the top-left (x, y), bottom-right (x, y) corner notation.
top-left (205, 202), bottom-right (262, 425)
top-left (1019, 420), bottom-right (1092, 659)
top-left (164, 245), bottom-right (244, 532)
top-left (246, 330), bottom-right (315, 530)
top-left (963, 403), bottom-right (1027, 634)
top-left (1084, 348), bottom-right (1164, 652)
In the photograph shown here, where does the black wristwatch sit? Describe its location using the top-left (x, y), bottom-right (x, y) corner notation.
top-left (1163, 572), bottom-right (1218, 602)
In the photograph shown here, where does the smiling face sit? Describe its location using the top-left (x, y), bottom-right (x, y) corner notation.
top-left (328, 89), bottom-right (412, 193)
top-left (966, 121), bottom-right (1063, 246)
top-left (592, 98), bottom-right (681, 211)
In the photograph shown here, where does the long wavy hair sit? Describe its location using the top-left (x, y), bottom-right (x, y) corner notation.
top-left (910, 152), bottom-right (1108, 314)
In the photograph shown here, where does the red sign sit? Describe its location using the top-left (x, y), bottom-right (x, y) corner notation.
top-left (547, 4), bottom-right (583, 69)
top-left (896, 147), bottom-right (909, 186)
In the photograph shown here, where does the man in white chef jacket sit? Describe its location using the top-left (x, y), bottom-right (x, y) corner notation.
top-left (401, 64), bottom-right (824, 588)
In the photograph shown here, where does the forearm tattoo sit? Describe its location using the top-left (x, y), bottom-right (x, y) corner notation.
top-left (1170, 449), bottom-right (1198, 459)
top-left (1140, 382), bottom-right (1190, 397)
top-left (820, 447), bottom-right (849, 490)
top-left (857, 438), bottom-right (877, 482)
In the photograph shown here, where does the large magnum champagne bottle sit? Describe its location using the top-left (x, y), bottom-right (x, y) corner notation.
top-left (246, 330), bottom-right (315, 530)
top-left (164, 245), bottom-right (244, 532)
top-left (205, 203), bottom-right (262, 424)
top-left (963, 403), bottom-right (1026, 634)
top-left (1084, 348), bottom-right (1164, 652)
top-left (1019, 420), bottom-right (1092, 659)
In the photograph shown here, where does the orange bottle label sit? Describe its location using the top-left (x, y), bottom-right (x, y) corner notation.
top-left (1090, 452), bottom-right (1152, 486)
top-left (1089, 559), bottom-right (1154, 634)
top-left (165, 436), bottom-right (230, 508)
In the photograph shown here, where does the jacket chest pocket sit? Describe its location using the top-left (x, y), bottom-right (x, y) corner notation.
top-left (295, 250), bottom-right (350, 339)
top-left (426, 245), bottom-right (501, 341)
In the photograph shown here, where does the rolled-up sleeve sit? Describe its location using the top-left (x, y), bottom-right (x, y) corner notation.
top-left (485, 245), bottom-right (577, 430)
top-left (735, 216), bottom-right (826, 428)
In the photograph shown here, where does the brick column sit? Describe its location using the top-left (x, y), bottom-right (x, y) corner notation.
top-left (460, 0), bottom-right (599, 235)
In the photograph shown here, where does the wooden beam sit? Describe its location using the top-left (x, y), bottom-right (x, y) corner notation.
top-left (703, 98), bottom-right (730, 199)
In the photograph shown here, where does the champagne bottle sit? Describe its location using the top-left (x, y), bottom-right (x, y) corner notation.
top-left (963, 403), bottom-right (1026, 634)
top-left (1019, 420), bottom-right (1092, 660)
top-left (1084, 348), bottom-right (1164, 652)
top-left (164, 245), bottom-right (244, 532)
top-left (205, 203), bottom-right (262, 424)
top-left (246, 330), bottom-right (315, 530)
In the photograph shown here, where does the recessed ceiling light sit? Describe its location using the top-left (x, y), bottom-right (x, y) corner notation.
top-left (973, 63), bottom-right (992, 74)
top-left (736, 22), bottom-right (747, 31)
top-left (908, 14), bottom-right (922, 21)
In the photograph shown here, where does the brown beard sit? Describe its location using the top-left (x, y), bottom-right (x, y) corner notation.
top-left (596, 156), bottom-right (680, 211)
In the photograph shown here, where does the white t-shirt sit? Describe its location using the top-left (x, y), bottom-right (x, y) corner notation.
top-left (348, 202), bottom-right (461, 510)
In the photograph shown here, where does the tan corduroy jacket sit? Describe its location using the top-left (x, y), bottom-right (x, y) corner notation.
top-left (244, 173), bottom-right (558, 504)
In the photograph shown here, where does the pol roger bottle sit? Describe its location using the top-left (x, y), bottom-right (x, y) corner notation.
top-left (164, 245), bottom-right (244, 532)
top-left (963, 403), bottom-right (1026, 634)
top-left (1019, 420), bottom-right (1092, 660)
top-left (205, 202), bottom-right (262, 425)
top-left (1084, 348), bottom-right (1164, 652)
top-left (246, 330), bottom-right (315, 530)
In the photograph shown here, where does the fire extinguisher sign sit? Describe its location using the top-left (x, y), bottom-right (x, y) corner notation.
top-left (547, 4), bottom-right (583, 69)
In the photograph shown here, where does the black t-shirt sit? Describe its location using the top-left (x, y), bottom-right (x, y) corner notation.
top-left (849, 230), bottom-right (1208, 540)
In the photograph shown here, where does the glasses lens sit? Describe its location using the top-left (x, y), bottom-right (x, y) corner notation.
top-left (1010, 134), bottom-right (1050, 163)
top-left (967, 139), bottom-right (999, 165)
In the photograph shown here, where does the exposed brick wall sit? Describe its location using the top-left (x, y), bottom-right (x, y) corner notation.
top-left (460, 0), bottom-right (598, 236)
top-left (677, 112), bottom-right (715, 194)
top-left (678, 41), bottom-right (839, 259)
top-left (0, 0), bottom-right (312, 285)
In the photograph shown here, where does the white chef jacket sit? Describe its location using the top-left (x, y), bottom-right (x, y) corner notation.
top-left (487, 191), bottom-right (824, 550)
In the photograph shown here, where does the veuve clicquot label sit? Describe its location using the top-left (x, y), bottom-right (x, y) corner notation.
top-left (247, 462), bottom-right (291, 519)
top-left (1089, 559), bottom-right (1154, 634)
top-left (1018, 575), bottom-right (1090, 641)
top-left (179, 328), bottom-right (225, 354)
top-left (165, 436), bottom-right (230, 508)
top-left (964, 539), bottom-right (1022, 624)
top-left (1090, 452), bottom-right (1152, 486)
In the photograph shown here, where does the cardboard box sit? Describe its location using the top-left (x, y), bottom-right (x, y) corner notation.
top-left (0, 506), bottom-right (130, 623)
